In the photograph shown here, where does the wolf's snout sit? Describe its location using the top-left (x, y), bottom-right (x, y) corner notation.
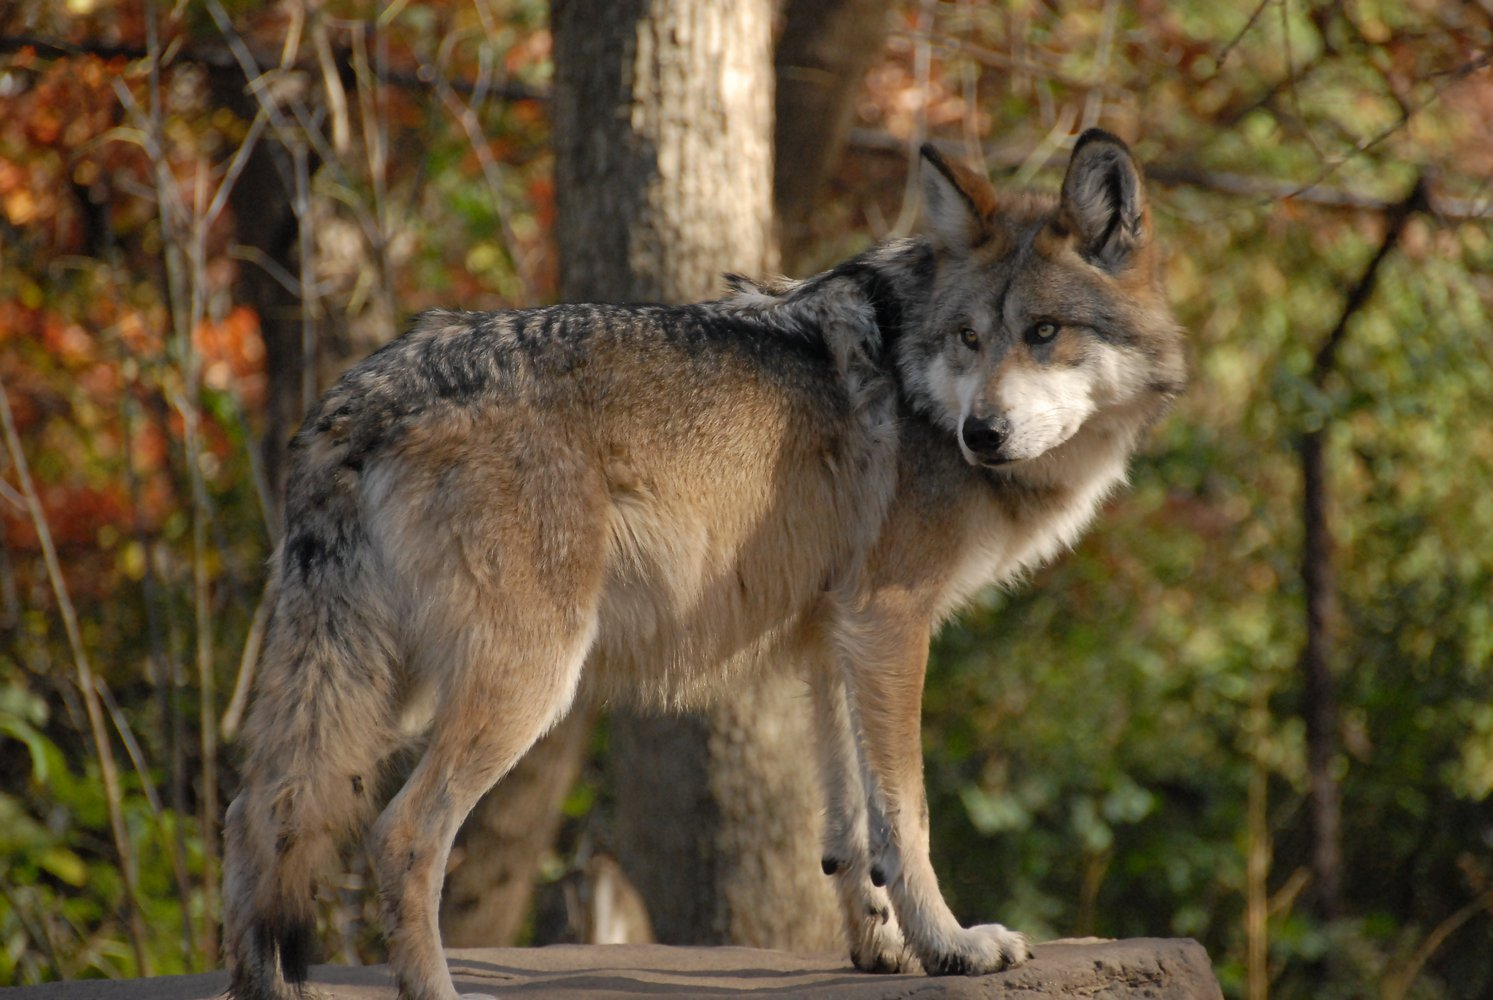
top-left (961, 414), bottom-right (1010, 462)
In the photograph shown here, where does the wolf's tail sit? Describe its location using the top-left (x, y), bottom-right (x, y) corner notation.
top-left (223, 529), bottom-right (401, 1000)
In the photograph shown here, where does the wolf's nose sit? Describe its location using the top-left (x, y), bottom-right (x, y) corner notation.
top-left (961, 414), bottom-right (1009, 458)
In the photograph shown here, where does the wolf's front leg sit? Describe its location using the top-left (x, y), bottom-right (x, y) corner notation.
top-left (810, 664), bottom-right (919, 973)
top-left (839, 603), bottom-right (1030, 977)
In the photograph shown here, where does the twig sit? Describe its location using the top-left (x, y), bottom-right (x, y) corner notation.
top-left (1278, 0), bottom-right (1322, 159)
top-left (848, 128), bottom-right (1490, 221)
top-left (1309, 177), bottom-right (1428, 386)
top-left (0, 380), bottom-right (151, 975)
top-left (1283, 53), bottom-right (1490, 202)
top-left (221, 577), bottom-right (273, 740)
top-left (1382, 889), bottom-right (1493, 1000)
top-left (350, 12), bottom-right (400, 329)
top-left (0, 882), bottom-right (63, 980)
top-left (888, 0), bottom-right (935, 239)
top-left (0, 31), bottom-right (549, 103)
top-left (1216, 0), bottom-right (1275, 70)
top-left (94, 673), bottom-right (201, 940)
top-left (1080, 0), bottom-right (1119, 132)
top-left (120, 383), bottom-right (200, 962)
top-left (142, 0), bottom-right (221, 959)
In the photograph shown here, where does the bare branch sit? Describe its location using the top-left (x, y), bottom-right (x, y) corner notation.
top-left (850, 129), bottom-right (1491, 222)
top-left (1309, 176), bottom-right (1429, 387)
top-left (0, 379), bottom-right (151, 976)
top-left (1216, 0), bottom-right (1275, 71)
top-left (0, 31), bottom-right (548, 103)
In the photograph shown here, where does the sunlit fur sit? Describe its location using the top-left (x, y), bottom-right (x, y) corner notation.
top-left (222, 129), bottom-right (1187, 1000)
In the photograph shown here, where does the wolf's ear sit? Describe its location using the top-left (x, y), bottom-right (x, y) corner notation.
top-left (919, 143), bottom-right (997, 252)
top-left (1057, 129), bottom-right (1148, 271)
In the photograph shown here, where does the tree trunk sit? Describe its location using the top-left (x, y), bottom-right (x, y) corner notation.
top-left (1299, 427), bottom-right (1341, 921)
top-left (440, 706), bottom-right (594, 946)
top-left (550, 0), bottom-right (840, 950)
top-left (773, 0), bottom-right (891, 272)
top-left (1298, 179), bottom-right (1424, 924)
top-left (207, 66), bottom-right (314, 530)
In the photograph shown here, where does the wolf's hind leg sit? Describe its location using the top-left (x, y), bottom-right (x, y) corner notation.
top-left (371, 618), bottom-right (594, 1000)
top-left (811, 664), bottom-right (918, 974)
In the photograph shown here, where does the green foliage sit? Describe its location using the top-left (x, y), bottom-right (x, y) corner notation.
top-left (0, 666), bottom-right (208, 984)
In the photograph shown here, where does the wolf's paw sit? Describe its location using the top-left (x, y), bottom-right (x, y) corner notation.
top-left (848, 900), bottom-right (921, 974)
top-left (921, 923), bottom-right (1031, 977)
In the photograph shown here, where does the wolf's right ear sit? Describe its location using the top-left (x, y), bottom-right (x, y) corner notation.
top-left (919, 144), bottom-right (997, 253)
top-left (1057, 129), bottom-right (1149, 272)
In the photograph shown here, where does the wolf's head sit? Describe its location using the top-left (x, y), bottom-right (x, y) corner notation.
top-left (899, 130), bottom-right (1187, 470)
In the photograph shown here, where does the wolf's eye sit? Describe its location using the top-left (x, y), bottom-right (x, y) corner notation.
top-left (958, 327), bottom-right (980, 350)
top-left (1027, 321), bottom-right (1059, 345)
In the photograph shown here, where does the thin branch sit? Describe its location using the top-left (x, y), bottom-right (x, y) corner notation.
top-left (1382, 890), bottom-right (1493, 1000)
top-left (1216, 0), bottom-right (1275, 70)
top-left (848, 128), bottom-right (1491, 221)
top-left (1283, 53), bottom-right (1490, 201)
top-left (139, 0), bottom-right (223, 959)
top-left (1080, 0), bottom-right (1120, 132)
top-left (0, 380), bottom-right (151, 975)
top-left (221, 578), bottom-right (273, 740)
top-left (120, 383), bottom-right (200, 962)
top-left (94, 673), bottom-right (200, 957)
top-left (1280, 0), bottom-right (1328, 160)
top-left (1310, 176), bottom-right (1429, 386)
top-left (888, 0), bottom-right (935, 239)
top-left (0, 31), bottom-right (548, 103)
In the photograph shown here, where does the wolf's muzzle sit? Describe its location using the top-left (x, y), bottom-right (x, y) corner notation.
top-left (960, 413), bottom-right (1011, 464)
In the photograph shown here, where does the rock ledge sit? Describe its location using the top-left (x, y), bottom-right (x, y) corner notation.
top-left (0, 938), bottom-right (1223, 999)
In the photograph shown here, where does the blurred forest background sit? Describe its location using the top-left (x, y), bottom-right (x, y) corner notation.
top-left (1, 1), bottom-right (1491, 998)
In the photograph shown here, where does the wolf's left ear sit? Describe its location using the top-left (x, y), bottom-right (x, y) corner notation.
top-left (1057, 129), bottom-right (1149, 271)
top-left (919, 143), bottom-right (998, 252)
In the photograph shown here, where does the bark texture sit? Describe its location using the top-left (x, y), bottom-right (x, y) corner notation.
top-left (206, 66), bottom-right (313, 527)
top-left (440, 706), bottom-right (594, 947)
top-left (1298, 178), bottom-right (1424, 924)
top-left (773, 0), bottom-right (892, 271)
top-left (551, 0), bottom-right (840, 950)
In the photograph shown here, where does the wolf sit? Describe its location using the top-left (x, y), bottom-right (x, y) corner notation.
top-left (222, 128), bottom-right (1187, 1000)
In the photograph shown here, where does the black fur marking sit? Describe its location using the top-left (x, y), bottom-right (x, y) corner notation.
top-left (418, 330), bottom-right (496, 402)
top-left (286, 532), bottom-right (325, 579)
top-left (821, 856), bottom-right (843, 876)
top-left (507, 311), bottom-right (532, 348)
top-left (352, 774), bottom-right (364, 795)
top-left (825, 259), bottom-right (906, 363)
top-left (274, 916), bottom-right (316, 983)
top-left (1095, 165), bottom-right (1126, 256)
top-left (927, 951), bottom-right (975, 976)
top-left (870, 864), bottom-right (887, 888)
top-left (678, 308), bottom-right (833, 367)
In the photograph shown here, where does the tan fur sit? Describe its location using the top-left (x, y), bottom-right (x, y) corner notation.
top-left (223, 130), bottom-right (1186, 1000)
